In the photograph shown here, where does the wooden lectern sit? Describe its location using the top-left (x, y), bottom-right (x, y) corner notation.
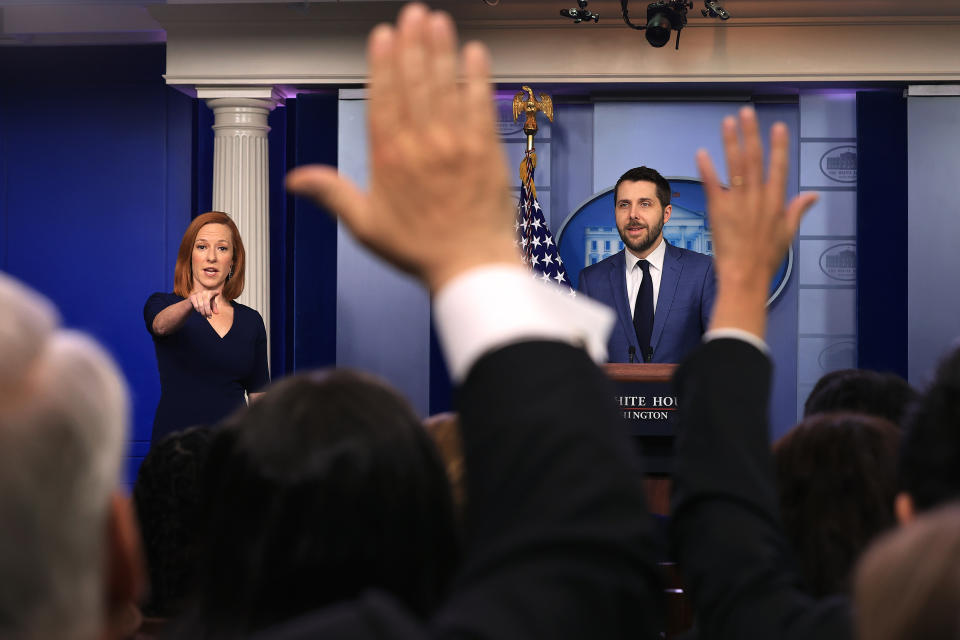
top-left (603, 362), bottom-right (678, 516)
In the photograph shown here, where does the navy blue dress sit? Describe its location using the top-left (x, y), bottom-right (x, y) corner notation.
top-left (144, 292), bottom-right (270, 444)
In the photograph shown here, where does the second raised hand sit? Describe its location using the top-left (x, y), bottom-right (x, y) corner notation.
top-left (696, 107), bottom-right (819, 291)
top-left (696, 107), bottom-right (819, 338)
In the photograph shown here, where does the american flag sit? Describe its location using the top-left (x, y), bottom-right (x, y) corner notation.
top-left (515, 150), bottom-right (572, 292)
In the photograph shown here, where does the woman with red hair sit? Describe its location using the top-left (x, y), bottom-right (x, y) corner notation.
top-left (143, 212), bottom-right (269, 444)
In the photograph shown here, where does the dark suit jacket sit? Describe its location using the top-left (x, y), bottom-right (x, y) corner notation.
top-left (577, 243), bottom-right (716, 364)
top-left (253, 341), bottom-right (663, 640)
top-left (670, 338), bottom-right (851, 640)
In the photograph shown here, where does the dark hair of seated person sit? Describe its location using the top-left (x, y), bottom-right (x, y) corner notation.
top-left (773, 412), bottom-right (900, 597)
top-left (133, 425), bottom-right (214, 619)
top-left (180, 369), bottom-right (460, 637)
top-left (803, 368), bottom-right (918, 427)
top-left (899, 344), bottom-right (960, 512)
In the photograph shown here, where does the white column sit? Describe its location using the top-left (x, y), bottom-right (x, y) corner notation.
top-left (199, 87), bottom-right (282, 354)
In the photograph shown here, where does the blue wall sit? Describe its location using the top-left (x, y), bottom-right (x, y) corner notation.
top-left (336, 93), bottom-right (433, 417)
top-left (0, 45), bottom-right (193, 484)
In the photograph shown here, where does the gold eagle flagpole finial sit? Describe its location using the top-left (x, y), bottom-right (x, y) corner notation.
top-left (512, 86), bottom-right (554, 195)
top-left (512, 85), bottom-right (554, 153)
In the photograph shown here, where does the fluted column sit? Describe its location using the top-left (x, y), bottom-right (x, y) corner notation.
top-left (200, 88), bottom-right (282, 357)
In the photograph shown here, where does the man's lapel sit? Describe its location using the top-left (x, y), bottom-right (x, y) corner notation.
top-left (652, 242), bottom-right (682, 352)
top-left (607, 251), bottom-right (639, 352)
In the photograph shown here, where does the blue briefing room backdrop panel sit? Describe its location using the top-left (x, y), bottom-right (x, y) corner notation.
top-left (336, 90), bottom-right (432, 416)
top-left (0, 45), bottom-right (193, 485)
top-left (795, 93), bottom-right (859, 418)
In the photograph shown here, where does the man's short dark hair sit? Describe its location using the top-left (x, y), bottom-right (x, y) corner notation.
top-left (185, 369), bottom-right (460, 636)
top-left (133, 426), bottom-right (214, 618)
top-left (900, 345), bottom-right (960, 512)
top-left (804, 368), bottom-right (919, 427)
top-left (614, 167), bottom-right (671, 208)
top-left (774, 412), bottom-right (900, 596)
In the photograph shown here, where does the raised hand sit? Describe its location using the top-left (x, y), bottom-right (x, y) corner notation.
top-left (696, 107), bottom-right (819, 337)
top-left (285, 3), bottom-right (518, 293)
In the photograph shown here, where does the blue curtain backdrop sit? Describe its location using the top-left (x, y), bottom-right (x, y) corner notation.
top-left (0, 44), bottom-right (193, 484)
top-left (856, 91), bottom-right (908, 378)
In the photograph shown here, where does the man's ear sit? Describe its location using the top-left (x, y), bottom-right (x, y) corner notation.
top-left (663, 204), bottom-right (672, 224)
top-left (104, 491), bottom-right (146, 638)
top-left (895, 491), bottom-right (916, 526)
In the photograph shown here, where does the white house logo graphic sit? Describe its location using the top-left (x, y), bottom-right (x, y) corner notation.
top-left (819, 145), bottom-right (857, 183)
top-left (818, 340), bottom-right (856, 372)
top-left (819, 243), bottom-right (856, 281)
top-left (494, 98), bottom-right (524, 136)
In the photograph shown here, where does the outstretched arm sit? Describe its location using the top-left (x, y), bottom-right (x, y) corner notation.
top-left (671, 109), bottom-right (848, 638)
top-left (696, 110), bottom-right (816, 340)
top-left (286, 5), bottom-right (659, 639)
top-left (149, 289), bottom-right (223, 336)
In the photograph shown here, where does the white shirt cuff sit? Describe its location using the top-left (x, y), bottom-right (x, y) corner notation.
top-left (703, 327), bottom-right (771, 356)
top-left (433, 265), bottom-right (616, 382)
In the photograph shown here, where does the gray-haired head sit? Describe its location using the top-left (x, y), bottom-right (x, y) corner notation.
top-left (0, 272), bottom-right (129, 640)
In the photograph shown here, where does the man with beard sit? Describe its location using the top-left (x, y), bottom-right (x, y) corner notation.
top-left (578, 167), bottom-right (716, 364)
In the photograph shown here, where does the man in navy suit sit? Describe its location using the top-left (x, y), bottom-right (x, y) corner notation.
top-left (578, 167), bottom-right (716, 363)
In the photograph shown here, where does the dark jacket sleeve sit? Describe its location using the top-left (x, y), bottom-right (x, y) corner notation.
top-left (577, 266), bottom-right (593, 296)
top-left (699, 260), bottom-right (717, 333)
top-left (253, 341), bottom-right (663, 640)
top-left (432, 341), bottom-right (662, 640)
top-left (670, 338), bottom-right (851, 640)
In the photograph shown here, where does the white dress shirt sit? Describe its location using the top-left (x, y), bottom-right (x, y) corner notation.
top-left (433, 265), bottom-right (615, 382)
top-left (624, 238), bottom-right (666, 317)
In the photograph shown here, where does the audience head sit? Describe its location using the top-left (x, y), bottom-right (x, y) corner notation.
top-left (173, 211), bottom-right (246, 300)
top-left (0, 272), bottom-right (140, 640)
top-left (854, 503), bottom-right (960, 640)
top-left (188, 369), bottom-right (459, 635)
top-left (423, 412), bottom-right (466, 520)
top-left (773, 412), bottom-right (900, 596)
top-left (898, 345), bottom-right (960, 521)
top-left (803, 368), bottom-right (918, 426)
top-left (133, 426), bottom-right (214, 620)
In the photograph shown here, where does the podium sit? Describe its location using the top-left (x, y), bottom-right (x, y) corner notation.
top-left (603, 362), bottom-right (678, 515)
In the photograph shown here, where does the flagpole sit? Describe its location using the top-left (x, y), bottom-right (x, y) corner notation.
top-left (512, 86), bottom-right (571, 291)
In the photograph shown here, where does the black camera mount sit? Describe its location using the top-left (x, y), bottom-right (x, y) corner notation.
top-left (561, 0), bottom-right (600, 24)
top-left (621, 0), bottom-right (692, 49)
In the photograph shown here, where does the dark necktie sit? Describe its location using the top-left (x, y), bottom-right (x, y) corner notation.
top-left (633, 259), bottom-right (654, 358)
